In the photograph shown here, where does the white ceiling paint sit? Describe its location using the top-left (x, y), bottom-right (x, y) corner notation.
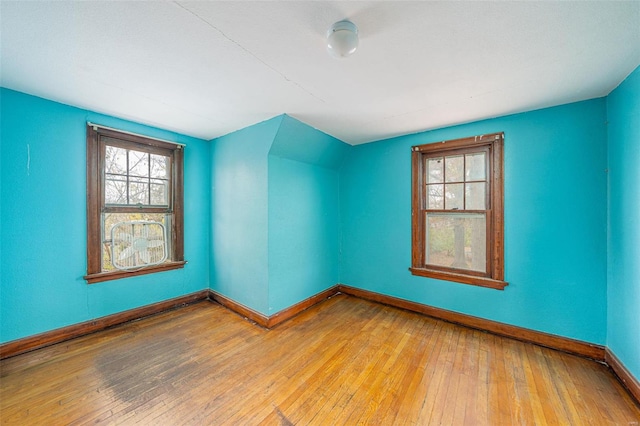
top-left (1, 1), bottom-right (639, 145)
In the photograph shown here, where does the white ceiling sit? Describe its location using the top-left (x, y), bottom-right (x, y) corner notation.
top-left (1, 1), bottom-right (639, 145)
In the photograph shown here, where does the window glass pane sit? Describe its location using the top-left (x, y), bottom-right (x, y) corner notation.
top-left (150, 179), bottom-right (169, 206)
top-left (445, 183), bottom-right (464, 210)
top-left (105, 146), bottom-right (127, 175)
top-left (425, 213), bottom-right (486, 273)
top-left (445, 155), bottom-right (464, 183)
top-left (129, 177), bottom-right (149, 205)
top-left (129, 150), bottom-right (149, 177)
top-left (427, 184), bottom-right (443, 209)
top-left (465, 182), bottom-right (486, 210)
top-left (427, 157), bottom-right (443, 183)
top-left (465, 152), bottom-right (486, 181)
top-left (150, 154), bottom-right (169, 179)
top-left (105, 174), bottom-right (127, 204)
top-left (102, 212), bottom-right (171, 272)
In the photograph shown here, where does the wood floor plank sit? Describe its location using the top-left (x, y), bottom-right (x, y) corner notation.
top-left (520, 339), bottom-right (549, 424)
top-left (306, 307), bottom-right (410, 425)
top-left (381, 318), bottom-right (437, 425)
top-left (1, 294), bottom-right (639, 425)
top-left (419, 322), bottom-right (456, 424)
top-left (474, 330), bottom-right (491, 425)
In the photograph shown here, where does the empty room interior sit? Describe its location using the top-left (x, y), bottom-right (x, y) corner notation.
top-left (1, 1), bottom-right (640, 424)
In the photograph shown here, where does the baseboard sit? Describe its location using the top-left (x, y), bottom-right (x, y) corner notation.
top-left (208, 291), bottom-right (269, 327)
top-left (266, 286), bottom-right (339, 328)
top-left (4, 283), bottom-right (636, 406)
top-left (210, 283), bottom-right (606, 362)
top-left (337, 284), bottom-right (605, 361)
top-left (606, 348), bottom-right (640, 405)
top-left (0, 283), bottom-right (615, 372)
top-left (1, 286), bottom-right (340, 359)
top-left (2, 284), bottom-right (637, 407)
top-left (208, 286), bottom-right (339, 328)
top-left (0, 289), bottom-right (209, 360)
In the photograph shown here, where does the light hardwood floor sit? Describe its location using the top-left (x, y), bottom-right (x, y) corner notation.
top-left (1, 294), bottom-right (639, 425)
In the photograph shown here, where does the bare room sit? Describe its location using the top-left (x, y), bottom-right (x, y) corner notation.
top-left (1, 1), bottom-right (639, 424)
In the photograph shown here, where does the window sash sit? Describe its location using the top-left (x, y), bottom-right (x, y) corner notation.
top-left (424, 211), bottom-right (490, 276)
top-left (422, 146), bottom-right (490, 212)
top-left (102, 140), bottom-right (173, 209)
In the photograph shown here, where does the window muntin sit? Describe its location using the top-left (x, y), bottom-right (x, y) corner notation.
top-left (85, 125), bottom-right (185, 283)
top-left (410, 133), bottom-right (506, 290)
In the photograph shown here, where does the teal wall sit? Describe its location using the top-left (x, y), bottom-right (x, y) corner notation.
top-left (607, 66), bottom-right (640, 380)
top-left (267, 115), bottom-right (349, 314)
top-left (209, 116), bottom-right (281, 314)
top-left (0, 93), bottom-right (3, 320)
top-left (0, 88), bottom-right (211, 343)
top-left (210, 115), bottom-right (349, 315)
top-left (2, 65), bottom-right (639, 388)
top-left (340, 99), bottom-right (609, 344)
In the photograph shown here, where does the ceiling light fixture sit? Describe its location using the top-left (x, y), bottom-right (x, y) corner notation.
top-left (327, 20), bottom-right (359, 58)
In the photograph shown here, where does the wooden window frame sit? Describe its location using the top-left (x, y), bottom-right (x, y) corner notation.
top-left (85, 125), bottom-right (185, 284)
top-left (409, 132), bottom-right (507, 290)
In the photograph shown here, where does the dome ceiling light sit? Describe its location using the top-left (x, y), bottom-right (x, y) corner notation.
top-left (327, 20), bottom-right (359, 58)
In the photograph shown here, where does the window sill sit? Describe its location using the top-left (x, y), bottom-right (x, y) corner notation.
top-left (85, 261), bottom-right (187, 284)
top-left (409, 267), bottom-right (508, 290)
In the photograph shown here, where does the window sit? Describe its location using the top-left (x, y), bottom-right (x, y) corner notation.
top-left (410, 132), bottom-right (506, 290)
top-left (85, 124), bottom-right (185, 283)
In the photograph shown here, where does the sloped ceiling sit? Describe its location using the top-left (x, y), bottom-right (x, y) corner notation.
top-left (1, 1), bottom-right (639, 144)
top-left (270, 115), bottom-right (350, 170)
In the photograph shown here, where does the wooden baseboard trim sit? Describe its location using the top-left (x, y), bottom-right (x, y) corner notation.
top-left (208, 286), bottom-right (340, 329)
top-left (3, 283), bottom-right (617, 382)
top-left (337, 284), bottom-right (605, 361)
top-left (208, 290), bottom-right (270, 327)
top-left (266, 286), bottom-right (339, 328)
top-left (606, 348), bottom-right (640, 405)
top-left (0, 289), bottom-right (209, 360)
